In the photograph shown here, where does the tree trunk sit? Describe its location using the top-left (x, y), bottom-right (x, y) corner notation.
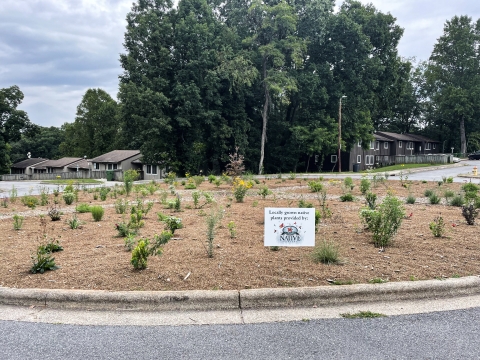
top-left (258, 58), bottom-right (269, 175)
top-left (460, 116), bottom-right (467, 155)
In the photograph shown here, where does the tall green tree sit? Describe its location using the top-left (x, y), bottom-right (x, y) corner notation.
top-left (0, 86), bottom-right (34, 173)
top-left (10, 126), bottom-right (65, 163)
top-left (59, 88), bottom-right (119, 158)
top-left (426, 15), bottom-right (480, 155)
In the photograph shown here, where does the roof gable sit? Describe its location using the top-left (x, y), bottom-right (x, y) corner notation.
top-left (11, 158), bottom-right (49, 168)
top-left (91, 150), bottom-right (141, 163)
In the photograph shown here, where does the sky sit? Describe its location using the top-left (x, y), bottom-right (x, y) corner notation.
top-left (1, 0), bottom-right (479, 128)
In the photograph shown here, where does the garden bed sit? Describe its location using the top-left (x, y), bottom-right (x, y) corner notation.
top-left (0, 177), bottom-right (479, 291)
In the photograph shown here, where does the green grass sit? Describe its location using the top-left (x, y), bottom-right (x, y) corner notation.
top-left (364, 163), bottom-right (435, 173)
top-left (41, 179), bottom-right (103, 184)
top-left (340, 311), bottom-right (387, 319)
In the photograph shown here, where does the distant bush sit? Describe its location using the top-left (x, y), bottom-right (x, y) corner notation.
top-left (90, 206), bottom-right (104, 222)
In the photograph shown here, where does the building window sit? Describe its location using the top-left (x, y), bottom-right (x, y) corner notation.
top-left (94, 163), bottom-right (99, 170)
top-left (369, 141), bottom-right (374, 149)
top-left (384, 142), bottom-right (388, 149)
top-left (399, 141), bottom-right (402, 148)
top-left (433, 143), bottom-right (436, 149)
top-left (426, 143), bottom-right (431, 150)
top-left (365, 155), bottom-right (374, 165)
top-left (375, 141), bottom-right (380, 150)
top-left (146, 165), bottom-right (157, 175)
top-left (107, 164), bottom-right (118, 170)
top-left (357, 155), bottom-right (361, 163)
top-left (358, 140), bottom-right (362, 147)
top-left (331, 155), bottom-right (337, 163)
top-left (407, 142), bottom-right (414, 150)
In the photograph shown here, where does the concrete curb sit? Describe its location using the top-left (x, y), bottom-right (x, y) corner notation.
top-left (1, 276), bottom-right (479, 311)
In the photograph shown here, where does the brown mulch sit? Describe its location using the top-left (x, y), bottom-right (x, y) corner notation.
top-left (0, 178), bottom-right (479, 291)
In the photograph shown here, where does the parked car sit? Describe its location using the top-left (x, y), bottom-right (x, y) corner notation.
top-left (468, 151), bottom-right (480, 160)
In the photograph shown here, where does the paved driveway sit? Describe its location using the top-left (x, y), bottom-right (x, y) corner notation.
top-left (0, 180), bottom-right (110, 197)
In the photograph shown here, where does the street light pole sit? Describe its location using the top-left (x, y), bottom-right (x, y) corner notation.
top-left (338, 96), bottom-right (347, 173)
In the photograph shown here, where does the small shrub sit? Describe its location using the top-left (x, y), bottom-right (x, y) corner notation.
top-left (225, 147), bottom-right (245, 177)
top-left (258, 185), bottom-right (272, 199)
top-left (232, 177), bottom-right (252, 202)
top-left (184, 182), bottom-right (196, 189)
top-left (68, 214), bottom-right (81, 229)
top-left (424, 189), bottom-right (434, 197)
top-left (13, 214), bottom-right (24, 230)
top-left (124, 233), bottom-right (136, 251)
top-left (1, 197), bottom-right (8, 208)
top-left (131, 239), bottom-right (149, 269)
top-left (208, 174), bottom-right (216, 183)
top-left (124, 169), bottom-right (139, 196)
top-left (447, 177), bottom-right (454, 183)
top-left (406, 194), bottom-right (416, 204)
top-left (462, 183), bottom-right (479, 193)
top-left (99, 186), bottom-right (110, 201)
top-left (450, 195), bottom-right (464, 207)
top-left (9, 185), bottom-right (18, 203)
top-left (360, 177), bottom-right (371, 195)
top-left (62, 192), bottom-right (75, 205)
top-left (115, 199), bottom-right (128, 214)
top-left (365, 192), bottom-right (377, 210)
top-left (462, 204), bottom-right (478, 225)
top-left (311, 240), bottom-right (340, 264)
top-left (76, 203), bottom-right (91, 213)
top-left (340, 193), bottom-right (354, 202)
top-left (30, 249), bottom-right (58, 274)
top-left (444, 190), bottom-right (455, 203)
top-left (213, 178), bottom-right (222, 187)
top-left (344, 177), bottom-right (354, 191)
top-left (298, 198), bottom-right (313, 208)
top-left (228, 221), bottom-right (236, 238)
top-left (174, 195), bottom-right (181, 211)
top-left (163, 216), bottom-right (183, 234)
top-left (21, 195), bottom-right (39, 209)
top-left (205, 208), bottom-right (223, 258)
top-left (48, 206), bottom-right (62, 221)
top-left (90, 206), bottom-right (104, 222)
top-left (308, 180), bottom-right (323, 193)
top-left (429, 216), bottom-right (445, 237)
top-left (191, 175), bottom-right (205, 187)
top-left (429, 193), bottom-right (441, 205)
top-left (39, 187), bottom-right (49, 206)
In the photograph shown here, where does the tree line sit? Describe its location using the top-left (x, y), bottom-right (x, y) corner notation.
top-left (2, 0), bottom-right (480, 174)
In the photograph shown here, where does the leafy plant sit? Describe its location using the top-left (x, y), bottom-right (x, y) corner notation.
top-left (429, 193), bottom-right (441, 205)
top-left (406, 194), bottom-right (416, 204)
top-left (462, 183), bottom-right (479, 193)
top-left (99, 186), bottom-right (110, 201)
top-left (450, 195), bottom-right (464, 207)
top-left (258, 185), bottom-right (272, 199)
top-left (343, 177), bottom-right (354, 191)
top-left (131, 239), bottom-right (149, 269)
top-left (124, 169), bottom-right (139, 196)
top-left (308, 180), bottom-right (323, 193)
top-left (424, 189), bottom-right (434, 197)
top-left (115, 199), bottom-right (128, 214)
top-left (225, 147), bottom-right (245, 177)
top-left (340, 193), bottom-right (354, 202)
top-left (298, 198), bottom-right (313, 208)
top-left (90, 206), bottom-right (104, 221)
top-left (365, 192), bottom-right (377, 209)
top-left (13, 214), bottom-right (24, 230)
top-left (429, 216), bottom-right (445, 237)
top-left (184, 182), bottom-right (196, 189)
top-left (76, 203), bottom-right (91, 213)
top-left (232, 177), bottom-right (252, 202)
top-left (360, 177), bottom-right (371, 195)
top-left (30, 248), bottom-right (58, 274)
top-left (162, 216), bottom-right (183, 234)
top-left (39, 186), bottom-right (49, 206)
top-left (462, 204), bottom-right (478, 225)
top-left (317, 190), bottom-right (332, 219)
top-left (228, 221), bottom-right (236, 238)
top-left (1, 197), bottom-right (8, 208)
top-left (360, 194), bottom-right (405, 247)
top-left (63, 192), bottom-right (75, 205)
top-left (444, 190), bottom-right (455, 203)
top-left (124, 233), bottom-right (136, 251)
top-left (208, 174), bottom-right (216, 183)
top-left (205, 208), bottom-right (223, 258)
top-left (192, 191), bottom-right (201, 208)
top-left (21, 195), bottom-right (39, 209)
top-left (48, 206), bottom-right (62, 221)
top-left (311, 240), bottom-right (340, 264)
top-left (68, 214), bottom-right (81, 229)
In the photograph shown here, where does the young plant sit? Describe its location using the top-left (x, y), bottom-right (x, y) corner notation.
top-left (90, 206), bottom-right (104, 222)
top-left (365, 192), bottom-right (377, 210)
top-left (63, 192), bottom-right (75, 205)
top-left (450, 195), bottom-right (464, 207)
top-left (1, 197), bottom-right (8, 208)
top-left (444, 190), bottom-right (455, 204)
top-left (68, 214), bottom-right (81, 229)
top-left (76, 203), bottom-right (91, 213)
top-left (228, 221), bottom-right (236, 238)
top-left (343, 177), bottom-right (354, 191)
top-left (406, 194), bottom-right (416, 204)
top-left (360, 177), bottom-right (371, 195)
top-left (308, 180), bottom-right (323, 193)
top-left (30, 248), bottom-right (58, 274)
top-left (424, 189), bottom-right (434, 197)
top-left (162, 216), bottom-right (183, 234)
top-left (429, 216), bottom-right (445, 237)
top-left (124, 233), bottom-right (136, 251)
top-left (225, 147), bottom-right (245, 177)
top-left (462, 204), bottom-right (478, 225)
top-left (429, 193), bottom-right (441, 205)
top-left (9, 185), bottom-right (18, 203)
top-left (258, 185), bottom-right (272, 199)
top-left (21, 195), bottom-right (39, 209)
top-left (205, 208), bottom-right (223, 258)
top-left (13, 214), bottom-right (24, 230)
top-left (232, 177), bottom-right (252, 202)
top-left (208, 174), bottom-right (216, 183)
top-left (124, 169), bottom-right (139, 196)
top-left (99, 186), bottom-right (110, 201)
top-left (115, 199), bottom-right (128, 214)
top-left (340, 193), bottom-right (354, 202)
top-left (130, 231), bottom-right (172, 269)
top-left (311, 240), bottom-right (340, 264)
top-left (48, 205), bottom-right (62, 221)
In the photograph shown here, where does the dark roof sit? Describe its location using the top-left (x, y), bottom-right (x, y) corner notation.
top-left (91, 150), bottom-right (141, 163)
top-left (407, 134), bottom-right (440, 143)
top-left (376, 132), bottom-right (421, 142)
top-left (374, 134), bottom-right (393, 142)
top-left (11, 158), bottom-right (48, 169)
top-left (38, 157), bottom-right (83, 169)
top-left (66, 159), bottom-right (90, 170)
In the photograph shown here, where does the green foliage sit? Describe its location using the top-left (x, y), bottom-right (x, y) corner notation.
top-left (30, 249), bottom-right (58, 274)
top-left (340, 193), bottom-right (354, 202)
top-left (205, 208), bottom-right (223, 258)
top-left (21, 195), bottom-right (38, 209)
top-left (365, 192), bottom-right (377, 210)
top-left (424, 189), bottom-right (434, 197)
top-left (450, 195), bottom-right (465, 207)
top-left (9, 185), bottom-right (18, 203)
top-left (298, 198), bottom-right (313, 208)
top-left (160, 215), bottom-right (182, 234)
top-left (360, 194), bottom-right (405, 247)
top-left (123, 169), bottom-right (139, 196)
top-left (444, 190), bottom-right (455, 203)
top-left (429, 216), bottom-right (445, 237)
top-left (360, 177), bottom-right (371, 195)
top-left (308, 181), bottom-right (323, 193)
top-left (76, 203), bottom-right (91, 213)
top-left (68, 214), bottom-right (81, 229)
top-left (184, 182), bottom-right (196, 189)
top-left (164, 172), bottom-right (176, 185)
top-left (258, 185), bottom-right (272, 199)
top-left (62, 192), bottom-right (75, 205)
top-left (13, 214), bottom-right (24, 230)
top-left (124, 233), bottom-right (136, 251)
top-left (90, 206), bottom-right (104, 222)
top-left (131, 239), bottom-right (149, 270)
top-left (48, 206), bottom-right (61, 221)
top-left (208, 174), bottom-right (216, 183)
top-left (228, 221), bottom-right (236, 238)
top-left (429, 193), bottom-right (441, 205)
top-left (406, 194), bottom-right (416, 204)
top-left (115, 199), bottom-right (128, 214)
top-left (462, 183), bottom-right (479, 193)
top-left (311, 240), bottom-right (340, 264)
top-left (99, 186), bottom-right (110, 201)
top-left (343, 177), bottom-right (354, 191)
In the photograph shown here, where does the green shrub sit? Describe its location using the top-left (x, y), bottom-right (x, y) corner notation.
top-left (99, 186), bottom-right (110, 201)
top-left (63, 192), bottom-right (75, 205)
top-left (115, 199), bottom-right (128, 214)
top-left (340, 193), bottom-right (354, 202)
top-left (258, 185), bottom-right (272, 199)
top-left (30, 249), bottom-right (58, 274)
top-left (205, 209), bottom-right (223, 258)
top-left (131, 239), bottom-right (149, 269)
top-left (429, 193), bottom-right (441, 205)
top-left (228, 221), bottom-right (236, 238)
top-left (21, 195), bottom-right (39, 209)
top-left (124, 233), bottom-right (136, 251)
top-left (344, 177), bottom-right (354, 191)
top-left (429, 216), bottom-right (445, 237)
top-left (424, 189), bottom-right (434, 197)
top-left (311, 240), bottom-right (340, 264)
top-left (90, 206), bottom-right (104, 222)
top-left (76, 203), bottom-right (91, 213)
top-left (68, 214), bottom-right (81, 229)
top-left (185, 182), bottom-right (196, 189)
top-left (406, 194), bottom-right (416, 204)
top-left (450, 195), bottom-right (464, 207)
top-left (462, 183), bottom-right (479, 193)
top-left (208, 174), bottom-right (216, 183)
top-left (13, 214), bottom-right (24, 230)
top-left (124, 169), bottom-right (139, 196)
top-left (298, 198), bottom-right (313, 208)
top-left (48, 206), bottom-right (62, 221)
top-left (360, 194), bottom-right (405, 247)
top-left (360, 178), bottom-right (371, 195)
top-left (191, 176), bottom-right (205, 187)
top-left (444, 190), bottom-right (455, 203)
top-left (162, 216), bottom-right (183, 234)
top-left (365, 192), bottom-right (377, 209)
top-left (308, 180), bottom-right (323, 193)
top-left (446, 177), bottom-right (454, 183)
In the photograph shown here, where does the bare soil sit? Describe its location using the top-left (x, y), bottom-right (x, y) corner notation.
top-left (1, 177), bottom-right (479, 291)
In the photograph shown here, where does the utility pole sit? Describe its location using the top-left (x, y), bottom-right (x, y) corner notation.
top-left (338, 96), bottom-right (346, 173)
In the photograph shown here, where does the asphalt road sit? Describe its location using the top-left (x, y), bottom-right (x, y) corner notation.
top-left (1, 307), bottom-right (480, 359)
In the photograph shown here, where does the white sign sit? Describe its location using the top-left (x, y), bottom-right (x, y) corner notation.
top-left (264, 208), bottom-right (315, 247)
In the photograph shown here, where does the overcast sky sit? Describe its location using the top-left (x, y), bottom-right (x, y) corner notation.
top-left (1, 0), bottom-right (479, 128)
